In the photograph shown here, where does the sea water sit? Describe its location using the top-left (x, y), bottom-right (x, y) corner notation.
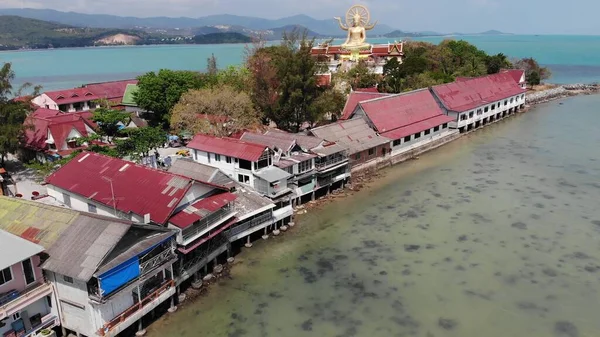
top-left (3, 35), bottom-right (600, 91)
top-left (145, 95), bottom-right (600, 337)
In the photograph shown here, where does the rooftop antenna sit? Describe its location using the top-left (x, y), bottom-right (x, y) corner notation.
top-left (101, 176), bottom-right (123, 216)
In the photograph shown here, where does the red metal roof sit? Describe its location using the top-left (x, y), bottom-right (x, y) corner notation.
top-left (44, 87), bottom-right (100, 105)
top-left (316, 74), bottom-right (331, 87)
top-left (169, 192), bottom-right (237, 229)
top-left (187, 134), bottom-right (268, 162)
top-left (501, 69), bottom-right (526, 84)
top-left (380, 114), bottom-right (454, 140)
top-left (357, 89), bottom-right (452, 139)
top-left (431, 72), bottom-right (526, 112)
top-left (23, 109), bottom-right (95, 151)
top-left (340, 91), bottom-right (392, 120)
top-left (85, 79), bottom-right (138, 100)
top-left (46, 152), bottom-right (193, 225)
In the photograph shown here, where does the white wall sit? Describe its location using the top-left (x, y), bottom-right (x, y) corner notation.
top-left (391, 124), bottom-right (453, 156)
top-left (32, 94), bottom-right (58, 110)
top-left (190, 149), bottom-right (256, 186)
top-left (47, 271), bottom-right (95, 336)
top-left (452, 93), bottom-right (525, 129)
top-left (47, 185), bottom-right (132, 220)
top-left (175, 183), bottom-right (214, 210)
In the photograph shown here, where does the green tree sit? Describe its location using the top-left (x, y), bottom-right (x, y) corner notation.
top-left (216, 65), bottom-right (251, 92)
top-left (485, 53), bottom-right (512, 74)
top-left (346, 60), bottom-right (379, 90)
top-left (207, 53), bottom-right (218, 75)
top-left (0, 63), bottom-right (39, 164)
top-left (134, 69), bottom-right (209, 128)
top-left (116, 127), bottom-right (165, 162)
top-left (308, 88), bottom-right (346, 124)
top-left (381, 57), bottom-right (405, 93)
top-left (91, 108), bottom-right (130, 143)
top-left (513, 57), bottom-right (551, 86)
top-left (246, 39), bottom-right (281, 124)
top-left (171, 85), bottom-right (259, 136)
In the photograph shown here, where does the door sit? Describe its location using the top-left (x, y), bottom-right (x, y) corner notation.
top-left (22, 258), bottom-right (36, 285)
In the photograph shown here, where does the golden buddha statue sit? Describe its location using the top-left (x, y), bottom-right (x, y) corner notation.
top-left (334, 5), bottom-right (378, 51)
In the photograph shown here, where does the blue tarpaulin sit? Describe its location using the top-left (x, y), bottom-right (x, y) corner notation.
top-left (98, 257), bottom-right (140, 296)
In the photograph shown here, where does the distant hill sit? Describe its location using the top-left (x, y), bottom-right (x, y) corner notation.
top-left (479, 30), bottom-right (511, 35)
top-left (192, 32), bottom-right (251, 44)
top-left (191, 24), bottom-right (322, 40)
top-left (0, 15), bottom-right (258, 50)
top-left (0, 8), bottom-right (395, 36)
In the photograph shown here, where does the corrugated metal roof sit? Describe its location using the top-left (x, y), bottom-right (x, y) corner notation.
top-left (311, 118), bottom-right (391, 155)
top-left (240, 132), bottom-right (296, 153)
top-left (167, 158), bottom-right (233, 190)
top-left (431, 72), bottom-right (526, 112)
top-left (357, 89), bottom-right (449, 137)
top-left (0, 197), bottom-right (79, 248)
top-left (46, 152), bottom-right (193, 225)
top-left (380, 114), bottom-right (454, 140)
top-left (44, 87), bottom-right (100, 105)
top-left (169, 193), bottom-right (237, 229)
top-left (254, 167), bottom-right (292, 182)
top-left (312, 143), bottom-right (347, 156)
top-left (85, 79), bottom-right (138, 100)
top-left (340, 91), bottom-right (392, 120)
top-left (263, 130), bottom-right (324, 150)
top-left (42, 216), bottom-right (131, 281)
top-left (187, 134), bottom-right (268, 162)
top-left (0, 229), bottom-right (44, 270)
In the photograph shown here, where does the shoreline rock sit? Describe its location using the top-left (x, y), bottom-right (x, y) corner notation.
top-left (527, 83), bottom-right (599, 105)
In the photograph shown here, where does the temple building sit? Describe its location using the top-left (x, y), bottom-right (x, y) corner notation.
top-left (311, 5), bottom-right (404, 75)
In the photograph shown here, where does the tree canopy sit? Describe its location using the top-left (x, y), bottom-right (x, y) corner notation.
top-left (513, 57), bottom-right (551, 86)
top-left (134, 69), bottom-right (209, 128)
top-left (170, 85), bottom-right (259, 136)
top-left (116, 126), bottom-right (165, 161)
top-left (0, 62), bottom-right (39, 164)
top-left (91, 108), bottom-right (130, 143)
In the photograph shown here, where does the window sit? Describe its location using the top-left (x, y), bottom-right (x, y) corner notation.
top-left (434, 126), bottom-right (440, 132)
top-left (476, 110), bottom-right (482, 115)
top-left (368, 148), bottom-right (375, 156)
top-left (510, 97), bottom-right (514, 103)
top-left (63, 275), bottom-right (74, 284)
top-left (442, 123), bottom-right (448, 129)
top-left (22, 258), bottom-right (35, 285)
top-left (469, 111), bottom-right (474, 118)
top-left (63, 193), bottom-right (71, 207)
top-left (12, 313), bottom-right (20, 320)
top-left (239, 159), bottom-right (251, 170)
top-left (237, 174), bottom-right (250, 184)
top-left (491, 104), bottom-right (496, 110)
top-left (404, 135), bottom-right (411, 142)
top-left (460, 114), bottom-right (467, 121)
top-left (0, 267), bottom-right (12, 285)
top-left (414, 132), bottom-right (421, 139)
top-left (46, 295), bottom-right (52, 308)
top-left (298, 160), bottom-right (312, 173)
top-left (393, 139), bottom-right (401, 146)
top-left (87, 203), bottom-right (97, 213)
top-left (504, 100), bottom-right (508, 106)
top-left (484, 107), bottom-right (489, 112)
top-left (355, 153), bottom-right (361, 160)
top-left (424, 129), bottom-right (431, 135)
top-left (226, 156), bottom-right (232, 164)
top-left (214, 154), bottom-right (221, 161)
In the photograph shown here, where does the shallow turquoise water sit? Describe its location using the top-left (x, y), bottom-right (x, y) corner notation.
top-left (146, 95), bottom-right (600, 337)
top-left (3, 35), bottom-right (600, 91)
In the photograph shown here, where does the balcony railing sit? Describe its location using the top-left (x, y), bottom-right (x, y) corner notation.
top-left (181, 203), bottom-right (235, 243)
top-left (139, 248), bottom-right (176, 276)
top-left (0, 282), bottom-right (53, 319)
top-left (315, 155), bottom-right (347, 170)
top-left (226, 212), bottom-right (273, 238)
top-left (98, 279), bottom-right (175, 336)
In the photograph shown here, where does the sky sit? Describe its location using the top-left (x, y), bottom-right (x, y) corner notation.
top-left (0, 0), bottom-right (598, 34)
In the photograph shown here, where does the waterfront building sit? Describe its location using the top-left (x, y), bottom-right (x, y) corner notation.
top-left (311, 5), bottom-right (403, 75)
top-left (21, 108), bottom-right (100, 162)
top-left (0, 229), bottom-right (57, 337)
top-left (262, 130), bottom-right (350, 202)
top-left (44, 152), bottom-right (244, 287)
top-left (32, 79), bottom-right (137, 112)
top-left (167, 159), bottom-right (286, 246)
top-left (310, 118), bottom-right (391, 170)
top-left (340, 89), bottom-right (392, 120)
top-left (501, 69), bottom-right (527, 89)
top-left (343, 88), bottom-right (457, 156)
top-left (430, 72), bottom-right (527, 132)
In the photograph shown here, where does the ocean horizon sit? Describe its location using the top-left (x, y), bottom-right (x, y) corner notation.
top-left (3, 34), bottom-right (600, 91)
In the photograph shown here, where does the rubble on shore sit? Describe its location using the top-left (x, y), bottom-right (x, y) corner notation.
top-left (527, 83), bottom-right (599, 104)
